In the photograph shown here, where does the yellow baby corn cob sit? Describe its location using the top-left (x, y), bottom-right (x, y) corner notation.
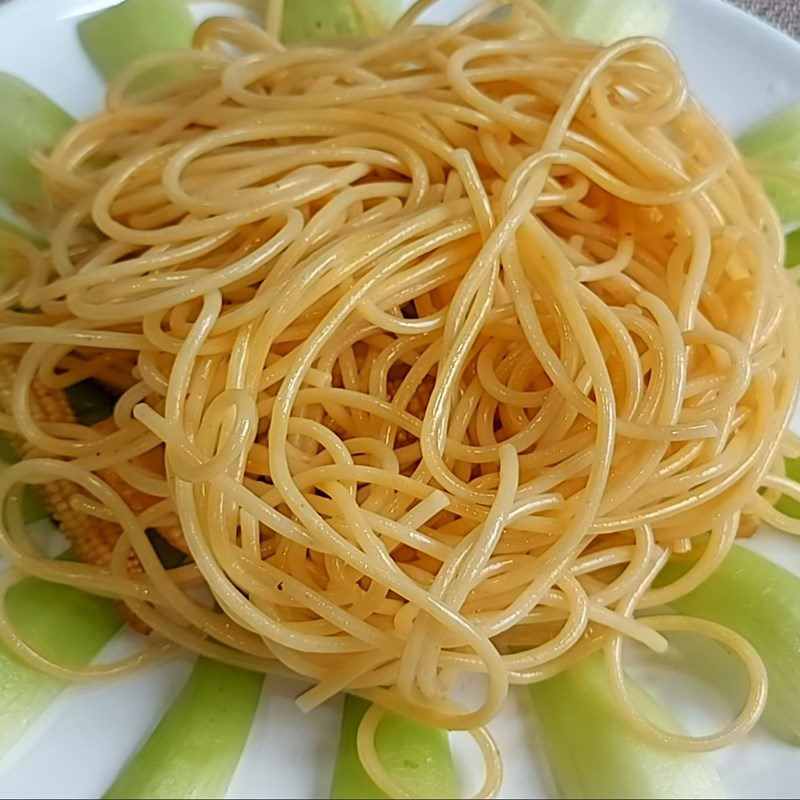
top-left (0, 354), bottom-right (165, 569)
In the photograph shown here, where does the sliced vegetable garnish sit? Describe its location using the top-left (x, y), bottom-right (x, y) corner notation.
top-left (775, 455), bottom-right (800, 517)
top-left (330, 694), bottom-right (458, 800)
top-left (6, 569), bottom-right (122, 667)
top-left (660, 544), bottom-right (800, 740)
top-left (78, 0), bottom-right (196, 91)
top-left (0, 431), bottom-right (50, 524)
top-left (528, 653), bottom-right (725, 799)
top-left (0, 73), bottom-right (74, 209)
top-left (0, 214), bottom-right (45, 247)
top-left (281, 0), bottom-right (403, 44)
top-left (786, 229), bottom-right (800, 268)
top-left (0, 571), bottom-right (122, 754)
top-left (0, 638), bottom-right (60, 756)
top-left (104, 658), bottom-right (264, 799)
top-left (0, 431), bottom-right (18, 466)
top-left (538, 0), bottom-right (670, 45)
top-left (738, 106), bottom-right (800, 224)
top-left (0, 216), bottom-right (23, 238)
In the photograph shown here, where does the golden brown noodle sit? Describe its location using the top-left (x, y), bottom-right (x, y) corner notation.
top-left (1, 1), bottom-right (799, 795)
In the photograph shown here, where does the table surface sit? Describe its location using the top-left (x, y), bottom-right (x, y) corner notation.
top-left (732, 0), bottom-right (799, 38)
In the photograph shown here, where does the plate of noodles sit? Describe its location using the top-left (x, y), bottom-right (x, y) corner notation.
top-left (1, 0), bottom-right (800, 797)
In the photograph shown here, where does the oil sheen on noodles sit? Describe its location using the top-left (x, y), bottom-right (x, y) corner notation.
top-left (0, 0), bottom-right (798, 796)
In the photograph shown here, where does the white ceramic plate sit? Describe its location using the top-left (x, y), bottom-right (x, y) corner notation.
top-left (0, 1), bottom-right (800, 797)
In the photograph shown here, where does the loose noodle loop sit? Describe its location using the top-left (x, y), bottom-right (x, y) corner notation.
top-left (1, 1), bottom-right (799, 796)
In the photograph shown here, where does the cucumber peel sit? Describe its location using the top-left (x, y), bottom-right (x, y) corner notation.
top-left (78, 0), bottom-right (196, 92)
top-left (282, 0), bottom-right (403, 44)
top-left (330, 694), bottom-right (458, 800)
top-left (104, 658), bottom-right (264, 799)
top-left (528, 653), bottom-right (725, 799)
top-left (775, 455), bottom-right (800, 517)
top-left (786, 229), bottom-right (800, 268)
top-left (0, 74), bottom-right (74, 209)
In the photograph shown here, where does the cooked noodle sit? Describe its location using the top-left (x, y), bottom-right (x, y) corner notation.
top-left (1, 1), bottom-right (799, 795)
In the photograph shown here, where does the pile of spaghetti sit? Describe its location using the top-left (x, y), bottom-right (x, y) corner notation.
top-left (1, 0), bottom-right (799, 794)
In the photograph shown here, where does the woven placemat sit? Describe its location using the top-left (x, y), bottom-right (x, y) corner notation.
top-left (730, 0), bottom-right (800, 38)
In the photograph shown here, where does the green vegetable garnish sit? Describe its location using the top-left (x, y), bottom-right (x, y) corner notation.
top-left (105, 658), bottom-right (264, 799)
top-left (0, 74), bottom-right (74, 209)
top-left (661, 544), bottom-right (800, 741)
top-left (0, 570), bottom-right (122, 755)
top-left (282, 0), bottom-right (403, 44)
top-left (738, 106), bottom-right (800, 225)
top-left (330, 694), bottom-right (458, 800)
top-left (0, 431), bottom-right (50, 523)
top-left (538, 0), bottom-right (670, 45)
top-left (78, 0), bottom-right (196, 92)
top-left (0, 214), bottom-right (45, 247)
top-left (775, 455), bottom-right (800, 517)
top-left (0, 431), bottom-right (18, 466)
top-left (528, 653), bottom-right (725, 799)
top-left (785, 229), bottom-right (800, 268)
